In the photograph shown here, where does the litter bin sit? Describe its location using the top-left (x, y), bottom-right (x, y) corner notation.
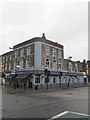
top-left (35, 85), bottom-right (38, 90)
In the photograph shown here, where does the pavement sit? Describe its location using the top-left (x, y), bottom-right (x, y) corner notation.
top-left (0, 85), bottom-right (89, 119)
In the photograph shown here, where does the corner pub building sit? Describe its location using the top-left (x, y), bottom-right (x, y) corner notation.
top-left (3, 34), bottom-right (85, 89)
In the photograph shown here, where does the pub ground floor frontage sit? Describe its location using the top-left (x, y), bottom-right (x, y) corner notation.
top-left (4, 69), bottom-right (87, 90)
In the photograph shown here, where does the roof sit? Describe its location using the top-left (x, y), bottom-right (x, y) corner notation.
top-left (2, 51), bottom-right (13, 56)
top-left (13, 37), bottom-right (63, 49)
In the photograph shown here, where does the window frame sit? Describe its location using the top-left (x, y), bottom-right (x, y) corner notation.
top-left (27, 46), bottom-right (31, 56)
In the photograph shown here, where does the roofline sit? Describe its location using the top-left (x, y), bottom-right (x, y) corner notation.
top-left (2, 51), bottom-right (13, 56)
top-left (13, 37), bottom-right (63, 49)
top-left (63, 58), bottom-right (83, 63)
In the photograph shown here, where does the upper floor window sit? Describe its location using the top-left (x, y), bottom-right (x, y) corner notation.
top-left (9, 65), bottom-right (11, 71)
top-left (15, 50), bottom-right (18, 58)
top-left (46, 46), bottom-right (50, 55)
top-left (26, 58), bottom-right (30, 68)
top-left (20, 49), bottom-right (24, 57)
top-left (20, 59), bottom-right (23, 69)
top-left (58, 58), bottom-right (62, 70)
top-left (53, 49), bottom-right (56, 57)
top-left (87, 70), bottom-right (88, 75)
top-left (69, 62), bottom-right (72, 72)
top-left (75, 63), bottom-right (78, 72)
top-left (58, 50), bottom-right (62, 58)
top-left (87, 65), bottom-right (88, 68)
top-left (10, 55), bottom-right (11, 61)
top-left (5, 64), bottom-right (7, 71)
top-left (27, 46), bottom-right (30, 55)
top-left (6, 56), bottom-right (8, 62)
top-left (52, 59), bottom-right (56, 69)
top-left (45, 58), bottom-right (50, 68)
top-left (3, 57), bottom-right (5, 63)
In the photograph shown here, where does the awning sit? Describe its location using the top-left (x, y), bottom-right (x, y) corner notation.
top-left (6, 74), bottom-right (17, 80)
top-left (16, 73), bottom-right (32, 80)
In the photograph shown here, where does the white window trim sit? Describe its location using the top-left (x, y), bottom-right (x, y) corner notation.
top-left (20, 59), bottom-right (23, 69)
top-left (58, 50), bottom-right (62, 58)
top-left (46, 46), bottom-right (50, 56)
top-left (52, 58), bottom-right (57, 70)
top-left (27, 46), bottom-right (31, 56)
top-left (20, 49), bottom-right (24, 57)
top-left (26, 58), bottom-right (30, 69)
top-left (52, 48), bottom-right (56, 57)
top-left (45, 58), bottom-right (50, 69)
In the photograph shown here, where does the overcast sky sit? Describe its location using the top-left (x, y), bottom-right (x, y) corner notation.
top-left (0, 0), bottom-right (88, 62)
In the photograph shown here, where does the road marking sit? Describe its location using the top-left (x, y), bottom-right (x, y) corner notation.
top-left (48, 111), bottom-right (89, 120)
top-left (67, 111), bottom-right (89, 117)
top-left (48, 111), bottom-right (69, 120)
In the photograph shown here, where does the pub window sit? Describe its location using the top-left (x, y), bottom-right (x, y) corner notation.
top-left (46, 46), bottom-right (50, 55)
top-left (6, 56), bottom-right (8, 62)
top-left (53, 49), bottom-right (56, 57)
top-left (69, 62), bottom-right (72, 72)
top-left (53, 77), bottom-right (56, 83)
top-left (3, 57), bottom-right (5, 63)
top-left (46, 58), bottom-right (50, 68)
top-left (58, 50), bottom-right (62, 58)
top-left (10, 55), bottom-right (11, 60)
top-left (9, 65), bottom-right (11, 70)
top-left (20, 59), bottom-right (23, 69)
top-left (15, 50), bottom-right (18, 58)
top-left (52, 59), bottom-right (56, 69)
top-left (26, 58), bottom-right (30, 68)
top-left (20, 49), bottom-right (24, 57)
top-left (5, 64), bottom-right (7, 70)
top-left (35, 76), bottom-right (40, 83)
top-left (58, 58), bottom-right (62, 70)
top-left (27, 46), bottom-right (30, 55)
top-left (75, 63), bottom-right (78, 72)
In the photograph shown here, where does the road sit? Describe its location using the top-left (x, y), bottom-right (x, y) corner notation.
top-left (1, 86), bottom-right (88, 119)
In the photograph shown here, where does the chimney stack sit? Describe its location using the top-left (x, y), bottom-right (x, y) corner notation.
top-left (42, 33), bottom-right (46, 39)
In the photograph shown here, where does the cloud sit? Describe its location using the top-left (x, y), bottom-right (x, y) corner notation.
top-left (0, 0), bottom-right (88, 61)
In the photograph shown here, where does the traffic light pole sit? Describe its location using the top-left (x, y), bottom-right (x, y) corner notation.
top-left (47, 75), bottom-right (48, 90)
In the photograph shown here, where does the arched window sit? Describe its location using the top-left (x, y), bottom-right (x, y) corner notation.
top-left (52, 59), bottom-right (56, 69)
top-left (46, 58), bottom-right (49, 68)
top-left (26, 58), bottom-right (30, 68)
